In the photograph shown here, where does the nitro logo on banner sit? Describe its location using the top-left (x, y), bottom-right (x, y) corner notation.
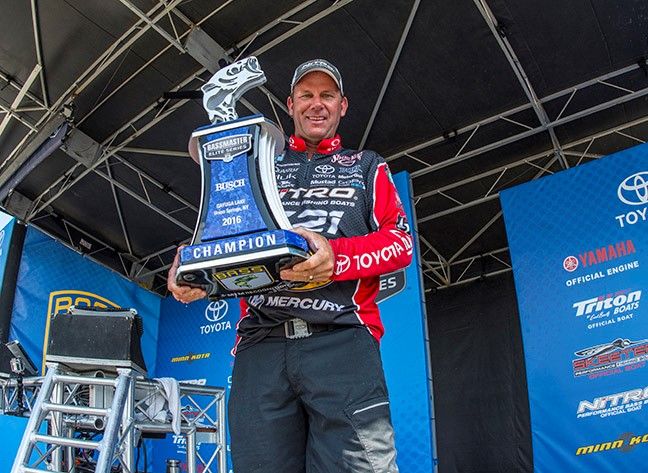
top-left (42, 290), bottom-right (121, 372)
top-left (572, 289), bottom-right (641, 330)
top-left (614, 171), bottom-right (648, 228)
top-left (572, 337), bottom-right (648, 378)
top-left (577, 386), bottom-right (648, 419)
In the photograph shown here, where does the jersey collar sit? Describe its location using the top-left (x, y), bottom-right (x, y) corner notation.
top-left (288, 134), bottom-right (342, 154)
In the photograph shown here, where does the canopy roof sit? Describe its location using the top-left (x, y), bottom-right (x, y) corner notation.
top-left (1, 0), bottom-right (647, 294)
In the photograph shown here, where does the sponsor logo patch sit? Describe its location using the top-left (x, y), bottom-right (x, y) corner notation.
top-left (202, 134), bottom-right (252, 162)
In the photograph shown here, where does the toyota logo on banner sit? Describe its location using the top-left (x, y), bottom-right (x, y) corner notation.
top-left (618, 172), bottom-right (648, 206)
top-left (204, 300), bottom-right (228, 322)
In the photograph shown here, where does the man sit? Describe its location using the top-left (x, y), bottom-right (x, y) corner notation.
top-left (168, 59), bottom-right (412, 472)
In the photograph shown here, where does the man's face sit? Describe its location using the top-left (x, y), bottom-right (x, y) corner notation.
top-left (287, 71), bottom-right (348, 148)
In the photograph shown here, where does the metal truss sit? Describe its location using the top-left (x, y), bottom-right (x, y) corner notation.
top-left (400, 0), bottom-right (648, 289)
top-left (0, 0), bottom-right (357, 288)
top-left (2, 370), bottom-right (227, 473)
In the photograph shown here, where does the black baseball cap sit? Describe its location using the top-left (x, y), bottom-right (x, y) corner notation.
top-left (291, 59), bottom-right (344, 95)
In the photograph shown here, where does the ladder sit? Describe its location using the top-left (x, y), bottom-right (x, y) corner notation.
top-left (11, 363), bottom-right (135, 473)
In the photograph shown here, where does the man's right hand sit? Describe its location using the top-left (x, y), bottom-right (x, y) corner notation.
top-left (167, 246), bottom-right (208, 303)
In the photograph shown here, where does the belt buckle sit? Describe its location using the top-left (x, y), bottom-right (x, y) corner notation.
top-left (284, 318), bottom-right (312, 339)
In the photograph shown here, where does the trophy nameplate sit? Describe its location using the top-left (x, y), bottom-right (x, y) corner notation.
top-left (176, 57), bottom-right (309, 299)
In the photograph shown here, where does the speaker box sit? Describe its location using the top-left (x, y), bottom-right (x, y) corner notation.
top-left (47, 307), bottom-right (147, 375)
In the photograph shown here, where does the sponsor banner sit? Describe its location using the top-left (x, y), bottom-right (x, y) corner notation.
top-left (151, 297), bottom-right (238, 472)
top-left (380, 172), bottom-right (436, 472)
top-left (501, 143), bottom-right (648, 471)
top-left (0, 212), bottom-right (16, 292)
top-left (9, 227), bottom-right (161, 375)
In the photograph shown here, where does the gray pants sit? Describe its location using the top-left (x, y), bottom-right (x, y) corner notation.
top-left (228, 326), bottom-right (399, 472)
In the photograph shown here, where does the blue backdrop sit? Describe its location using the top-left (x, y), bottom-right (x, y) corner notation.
top-left (9, 227), bottom-right (161, 376)
top-left (0, 212), bottom-right (16, 291)
top-left (501, 143), bottom-right (648, 472)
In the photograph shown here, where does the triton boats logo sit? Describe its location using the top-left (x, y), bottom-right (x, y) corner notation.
top-left (202, 134), bottom-right (252, 162)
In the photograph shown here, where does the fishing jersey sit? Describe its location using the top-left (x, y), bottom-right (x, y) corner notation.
top-left (235, 135), bottom-right (412, 351)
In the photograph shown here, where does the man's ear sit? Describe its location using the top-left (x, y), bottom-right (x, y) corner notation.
top-left (340, 96), bottom-right (348, 117)
top-left (287, 95), bottom-right (294, 117)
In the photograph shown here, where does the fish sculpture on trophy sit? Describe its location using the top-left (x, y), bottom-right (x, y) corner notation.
top-left (176, 57), bottom-right (310, 299)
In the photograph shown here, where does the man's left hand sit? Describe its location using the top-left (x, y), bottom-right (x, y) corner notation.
top-left (280, 227), bottom-right (334, 282)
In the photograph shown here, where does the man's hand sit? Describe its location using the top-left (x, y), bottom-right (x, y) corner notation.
top-left (280, 227), bottom-right (334, 282)
top-left (167, 246), bottom-right (208, 303)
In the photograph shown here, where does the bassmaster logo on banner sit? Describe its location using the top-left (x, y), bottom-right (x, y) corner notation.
top-left (42, 290), bottom-right (121, 373)
top-left (576, 432), bottom-right (648, 456)
top-left (572, 337), bottom-right (648, 379)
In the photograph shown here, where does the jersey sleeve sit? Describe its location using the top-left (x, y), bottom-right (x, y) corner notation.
top-left (329, 158), bottom-right (413, 280)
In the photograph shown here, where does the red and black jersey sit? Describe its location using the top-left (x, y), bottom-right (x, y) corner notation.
top-left (235, 135), bottom-right (412, 351)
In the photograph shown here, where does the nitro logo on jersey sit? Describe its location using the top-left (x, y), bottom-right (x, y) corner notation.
top-left (331, 152), bottom-right (362, 167)
top-left (279, 187), bottom-right (356, 200)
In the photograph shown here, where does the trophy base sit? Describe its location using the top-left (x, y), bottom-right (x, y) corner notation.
top-left (176, 229), bottom-right (310, 299)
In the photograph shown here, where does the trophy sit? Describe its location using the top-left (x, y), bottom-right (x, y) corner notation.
top-left (176, 57), bottom-right (310, 299)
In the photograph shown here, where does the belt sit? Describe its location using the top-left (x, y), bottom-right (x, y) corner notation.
top-left (267, 318), bottom-right (344, 339)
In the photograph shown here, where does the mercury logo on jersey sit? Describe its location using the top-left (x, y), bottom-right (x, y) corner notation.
top-left (263, 296), bottom-right (344, 312)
